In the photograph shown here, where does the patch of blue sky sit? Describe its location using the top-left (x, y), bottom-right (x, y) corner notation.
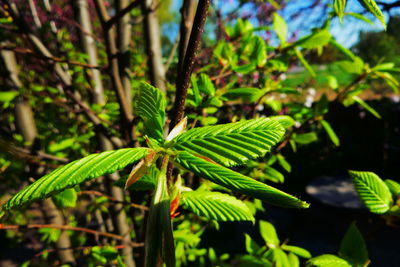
top-left (162, 0), bottom-right (398, 49)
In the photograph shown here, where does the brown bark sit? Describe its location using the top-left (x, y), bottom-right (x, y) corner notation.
top-left (141, 0), bottom-right (167, 92)
top-left (0, 46), bottom-right (76, 265)
top-left (116, 0), bottom-right (133, 109)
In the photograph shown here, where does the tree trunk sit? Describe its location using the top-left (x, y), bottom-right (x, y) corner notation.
top-left (73, 2), bottom-right (136, 266)
top-left (1, 47), bottom-right (76, 265)
top-left (116, 0), bottom-right (133, 109)
top-left (141, 0), bottom-right (167, 92)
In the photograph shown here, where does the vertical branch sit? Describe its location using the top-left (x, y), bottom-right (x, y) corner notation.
top-left (94, 0), bottom-right (134, 141)
top-left (177, 0), bottom-right (196, 73)
top-left (73, 2), bottom-right (136, 267)
top-left (116, 0), bottom-right (133, 110)
top-left (0, 45), bottom-right (76, 265)
top-left (75, 0), bottom-right (105, 104)
top-left (28, 0), bottom-right (42, 28)
top-left (141, 0), bottom-right (167, 92)
top-left (171, 0), bottom-right (211, 128)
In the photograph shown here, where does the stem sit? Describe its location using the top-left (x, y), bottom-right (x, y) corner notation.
top-left (171, 0), bottom-right (211, 128)
top-left (0, 224), bottom-right (144, 247)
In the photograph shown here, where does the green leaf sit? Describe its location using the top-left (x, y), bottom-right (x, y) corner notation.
top-left (330, 39), bottom-right (356, 61)
top-left (52, 188), bottom-right (78, 208)
top-left (259, 220), bottom-right (280, 248)
top-left (0, 91), bottom-right (19, 102)
top-left (346, 12), bottom-right (374, 25)
top-left (223, 88), bottom-right (264, 102)
top-left (337, 57), bottom-right (364, 74)
top-left (273, 13), bottom-right (287, 45)
top-left (134, 82), bottom-right (166, 141)
top-left (277, 154), bottom-right (291, 173)
top-left (357, 0), bottom-right (386, 28)
top-left (287, 253), bottom-right (300, 267)
top-left (352, 96), bottom-right (381, 119)
top-left (294, 48), bottom-right (316, 77)
top-left (145, 158), bottom-right (175, 267)
top-left (2, 148), bottom-right (149, 211)
top-left (334, 0), bottom-right (346, 22)
top-left (282, 245), bottom-right (312, 258)
top-left (349, 170), bottom-right (392, 214)
top-left (48, 138), bottom-right (75, 153)
top-left (320, 120), bottom-right (340, 146)
top-left (270, 115), bottom-right (296, 129)
top-left (244, 234), bottom-right (261, 255)
top-left (239, 255), bottom-right (273, 267)
top-left (306, 254), bottom-right (351, 267)
top-left (292, 132), bottom-right (318, 145)
top-left (181, 190), bottom-right (254, 222)
top-left (270, 248), bottom-right (290, 267)
top-left (171, 118), bottom-right (285, 167)
top-left (250, 36), bottom-right (267, 67)
top-left (384, 179), bottom-right (400, 196)
top-left (339, 222), bottom-right (369, 267)
top-left (293, 29), bottom-right (331, 49)
top-left (174, 152), bottom-right (309, 209)
top-left (263, 166), bottom-right (285, 183)
top-left (197, 73), bottom-right (216, 96)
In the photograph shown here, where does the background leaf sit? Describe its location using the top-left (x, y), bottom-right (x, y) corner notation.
top-left (357, 0), bottom-right (386, 28)
top-left (259, 220), bottom-right (280, 248)
top-left (134, 82), bottom-right (167, 141)
top-left (349, 170), bottom-right (392, 214)
top-left (306, 254), bottom-right (352, 267)
top-left (339, 222), bottom-right (369, 267)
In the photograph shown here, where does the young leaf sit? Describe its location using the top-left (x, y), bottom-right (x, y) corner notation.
top-left (339, 222), bottom-right (369, 267)
top-left (294, 48), bottom-right (316, 77)
top-left (134, 82), bottom-right (166, 141)
top-left (52, 188), bottom-right (78, 208)
top-left (180, 191), bottom-right (254, 222)
top-left (353, 96), bottom-right (381, 119)
top-left (349, 170), bottom-right (392, 214)
top-left (145, 157), bottom-right (175, 267)
top-left (171, 118), bottom-right (285, 167)
top-left (244, 234), bottom-right (261, 255)
top-left (174, 152), bottom-right (309, 209)
top-left (293, 29), bottom-right (331, 49)
top-left (2, 148), bottom-right (149, 211)
top-left (330, 39), bottom-right (355, 61)
top-left (198, 73), bottom-right (216, 96)
top-left (259, 220), bottom-right (280, 248)
top-left (334, 0), bottom-right (346, 22)
top-left (287, 253), bottom-right (300, 267)
top-left (320, 120), bottom-right (340, 146)
top-left (384, 179), bottom-right (400, 196)
top-left (292, 132), bottom-right (318, 145)
top-left (306, 254), bottom-right (352, 267)
top-left (223, 88), bottom-right (264, 102)
top-left (270, 248), bottom-right (290, 267)
top-left (281, 245), bottom-right (312, 258)
top-left (357, 0), bottom-right (386, 28)
top-left (273, 13), bottom-right (287, 45)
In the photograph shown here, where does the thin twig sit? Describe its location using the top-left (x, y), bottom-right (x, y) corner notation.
top-left (94, 0), bottom-right (134, 141)
top-left (106, 0), bottom-right (143, 28)
top-left (34, 244), bottom-right (129, 258)
top-left (0, 44), bottom-right (102, 69)
top-left (79, 190), bottom-right (149, 211)
top-left (0, 224), bottom-right (142, 247)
